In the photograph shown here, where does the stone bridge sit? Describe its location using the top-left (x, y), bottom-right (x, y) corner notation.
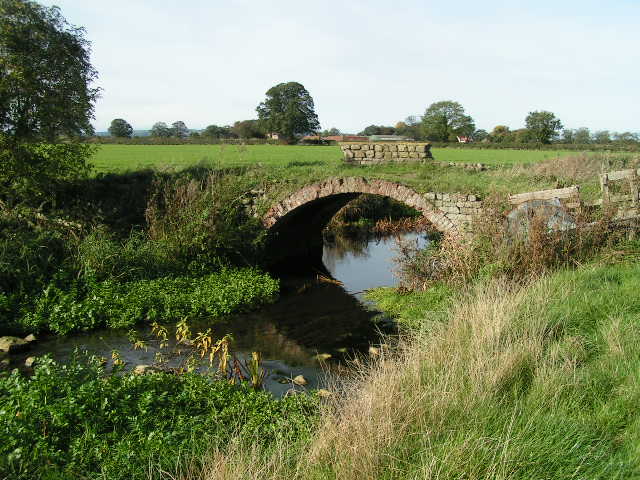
top-left (262, 177), bottom-right (482, 266)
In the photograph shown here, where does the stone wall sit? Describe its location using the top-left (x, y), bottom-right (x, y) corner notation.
top-left (340, 142), bottom-right (432, 165)
top-left (425, 192), bottom-right (483, 230)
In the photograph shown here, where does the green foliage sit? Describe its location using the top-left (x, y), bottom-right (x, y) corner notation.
top-left (149, 121), bottom-right (172, 138)
top-left (421, 100), bottom-right (475, 142)
top-left (525, 110), bottom-right (563, 144)
top-left (0, 356), bottom-right (318, 479)
top-left (22, 268), bottom-right (279, 335)
top-left (108, 118), bottom-right (133, 138)
top-left (0, 137), bottom-right (94, 206)
top-left (256, 82), bottom-right (320, 141)
top-left (0, 0), bottom-right (98, 140)
top-left (171, 120), bottom-right (189, 139)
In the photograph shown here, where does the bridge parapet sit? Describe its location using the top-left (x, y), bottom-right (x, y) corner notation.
top-left (340, 142), bottom-right (432, 165)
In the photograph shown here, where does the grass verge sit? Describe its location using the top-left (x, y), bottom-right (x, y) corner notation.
top-left (195, 259), bottom-right (640, 479)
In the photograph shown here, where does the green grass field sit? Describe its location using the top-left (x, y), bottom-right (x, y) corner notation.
top-left (91, 145), bottom-right (578, 173)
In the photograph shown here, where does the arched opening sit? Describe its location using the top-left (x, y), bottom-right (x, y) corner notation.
top-left (263, 177), bottom-right (456, 270)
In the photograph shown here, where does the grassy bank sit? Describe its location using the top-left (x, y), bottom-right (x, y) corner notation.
top-left (91, 144), bottom-right (587, 173)
top-left (199, 257), bottom-right (640, 479)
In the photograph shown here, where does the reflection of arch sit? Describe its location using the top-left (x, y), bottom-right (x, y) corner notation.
top-left (263, 177), bottom-right (458, 235)
top-left (263, 177), bottom-right (460, 266)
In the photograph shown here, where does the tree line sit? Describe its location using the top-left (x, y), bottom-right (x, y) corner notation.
top-left (360, 101), bottom-right (640, 146)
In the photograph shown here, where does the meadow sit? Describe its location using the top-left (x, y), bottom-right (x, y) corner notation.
top-left (90, 144), bottom-right (579, 173)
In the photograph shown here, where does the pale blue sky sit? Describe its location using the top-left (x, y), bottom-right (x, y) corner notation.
top-left (42, 0), bottom-right (640, 134)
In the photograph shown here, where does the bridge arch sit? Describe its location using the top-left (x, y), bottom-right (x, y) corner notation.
top-left (263, 177), bottom-right (462, 266)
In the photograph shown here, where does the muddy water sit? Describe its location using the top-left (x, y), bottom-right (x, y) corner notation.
top-left (16, 232), bottom-right (429, 396)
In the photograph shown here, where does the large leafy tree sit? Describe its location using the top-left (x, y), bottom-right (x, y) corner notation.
top-left (256, 82), bottom-right (320, 142)
top-left (108, 118), bottom-right (133, 138)
top-left (0, 0), bottom-right (99, 204)
top-left (150, 122), bottom-right (171, 138)
top-left (421, 101), bottom-right (475, 142)
top-left (0, 0), bottom-right (99, 141)
top-left (524, 111), bottom-right (563, 144)
top-left (171, 120), bottom-right (189, 139)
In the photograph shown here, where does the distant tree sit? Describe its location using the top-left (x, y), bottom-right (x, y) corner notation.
top-left (171, 121), bottom-right (189, 139)
top-left (573, 127), bottom-right (591, 144)
top-left (525, 111), bottom-right (563, 144)
top-left (593, 130), bottom-right (611, 144)
top-left (421, 101), bottom-right (475, 142)
top-left (489, 125), bottom-right (511, 143)
top-left (613, 132), bottom-right (640, 144)
top-left (108, 118), bottom-right (133, 138)
top-left (150, 122), bottom-right (172, 138)
top-left (232, 119), bottom-right (264, 139)
top-left (321, 127), bottom-right (341, 137)
top-left (561, 129), bottom-right (575, 143)
top-left (473, 129), bottom-right (489, 142)
top-left (358, 125), bottom-right (396, 136)
top-left (202, 124), bottom-right (234, 139)
top-left (189, 131), bottom-right (200, 138)
top-left (256, 82), bottom-right (320, 142)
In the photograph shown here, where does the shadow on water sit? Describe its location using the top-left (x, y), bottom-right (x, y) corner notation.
top-left (16, 232), bottom-right (428, 396)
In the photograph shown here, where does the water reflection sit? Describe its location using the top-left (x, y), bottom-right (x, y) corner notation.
top-left (16, 232), bottom-right (427, 396)
top-left (323, 232), bottom-right (429, 299)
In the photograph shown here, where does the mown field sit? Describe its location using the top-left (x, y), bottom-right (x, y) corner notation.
top-left (91, 144), bottom-right (578, 173)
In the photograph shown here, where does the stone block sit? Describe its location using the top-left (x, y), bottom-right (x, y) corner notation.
top-left (361, 144), bottom-right (369, 150)
top-left (374, 144), bottom-right (383, 151)
top-left (425, 192), bottom-right (436, 200)
top-left (384, 153), bottom-right (392, 160)
top-left (389, 144), bottom-right (398, 151)
top-left (351, 144), bottom-right (360, 150)
top-left (407, 145), bottom-right (415, 152)
top-left (374, 152), bottom-right (384, 159)
top-left (415, 144), bottom-right (427, 152)
top-left (398, 144), bottom-right (407, 152)
top-left (366, 150), bottom-right (375, 158)
top-left (354, 151), bottom-right (365, 158)
top-left (409, 152), bottom-right (419, 158)
top-left (392, 152), bottom-right (399, 158)
top-left (399, 152), bottom-right (408, 158)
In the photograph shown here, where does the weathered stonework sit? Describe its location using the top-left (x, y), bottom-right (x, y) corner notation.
top-left (340, 142), bottom-right (432, 165)
top-left (263, 177), bottom-right (481, 237)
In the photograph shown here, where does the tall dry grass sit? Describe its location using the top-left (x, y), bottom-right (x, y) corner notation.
top-left (191, 277), bottom-right (589, 479)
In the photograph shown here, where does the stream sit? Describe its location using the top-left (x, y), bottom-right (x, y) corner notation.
top-left (15, 232), bottom-right (429, 396)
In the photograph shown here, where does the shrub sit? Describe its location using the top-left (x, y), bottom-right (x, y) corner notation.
top-left (0, 356), bottom-right (318, 479)
top-left (21, 269), bottom-right (279, 335)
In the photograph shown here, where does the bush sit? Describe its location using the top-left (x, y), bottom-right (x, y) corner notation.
top-left (21, 268), bottom-right (279, 335)
top-left (0, 356), bottom-right (318, 479)
top-left (0, 138), bottom-right (94, 207)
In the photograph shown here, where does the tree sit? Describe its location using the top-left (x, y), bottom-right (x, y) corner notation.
top-left (171, 121), bottom-right (189, 139)
top-left (358, 125), bottom-right (396, 136)
top-left (150, 122), bottom-right (171, 138)
top-left (0, 0), bottom-right (99, 141)
top-left (232, 120), bottom-right (264, 139)
top-left (421, 101), bottom-right (475, 142)
top-left (573, 127), bottom-right (591, 144)
top-left (202, 124), bottom-right (234, 139)
top-left (561, 129), bottom-right (575, 143)
top-left (0, 0), bottom-right (98, 205)
top-left (593, 130), bottom-right (611, 144)
top-left (473, 129), bottom-right (489, 142)
top-left (613, 132), bottom-right (640, 145)
top-left (524, 111), bottom-right (563, 144)
top-left (320, 127), bottom-right (341, 137)
top-left (108, 118), bottom-right (133, 138)
top-left (256, 82), bottom-right (320, 142)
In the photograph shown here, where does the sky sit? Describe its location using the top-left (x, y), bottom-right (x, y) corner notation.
top-left (41, 0), bottom-right (640, 134)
